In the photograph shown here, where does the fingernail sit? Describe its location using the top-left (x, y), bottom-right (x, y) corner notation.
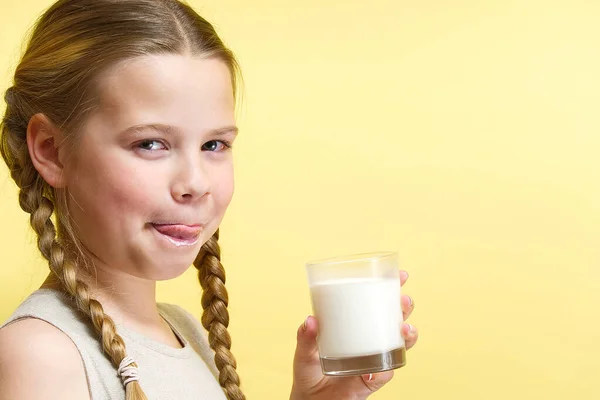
top-left (302, 316), bottom-right (309, 331)
top-left (408, 296), bottom-right (413, 306)
top-left (368, 373), bottom-right (373, 382)
top-left (409, 324), bottom-right (416, 334)
top-left (400, 270), bottom-right (409, 280)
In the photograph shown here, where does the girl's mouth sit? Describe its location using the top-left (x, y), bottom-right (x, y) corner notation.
top-left (151, 223), bottom-right (203, 247)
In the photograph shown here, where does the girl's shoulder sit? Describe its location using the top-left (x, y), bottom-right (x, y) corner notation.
top-left (157, 302), bottom-right (203, 331)
top-left (1, 288), bottom-right (95, 342)
top-left (157, 302), bottom-right (207, 343)
top-left (0, 296), bottom-right (90, 400)
top-left (157, 302), bottom-right (219, 377)
top-left (157, 303), bottom-right (214, 345)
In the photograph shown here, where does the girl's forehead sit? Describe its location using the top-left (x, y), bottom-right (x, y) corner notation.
top-left (91, 54), bottom-right (235, 127)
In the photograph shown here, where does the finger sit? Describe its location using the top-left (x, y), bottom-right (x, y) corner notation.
top-left (294, 316), bottom-right (320, 364)
top-left (402, 323), bottom-right (419, 350)
top-left (400, 270), bottom-right (409, 286)
top-left (361, 370), bottom-right (394, 392)
top-left (401, 294), bottom-right (414, 320)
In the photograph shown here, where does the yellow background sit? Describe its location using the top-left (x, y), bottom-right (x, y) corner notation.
top-left (1, 0), bottom-right (599, 399)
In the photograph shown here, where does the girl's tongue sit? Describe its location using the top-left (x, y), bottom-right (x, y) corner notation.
top-left (152, 224), bottom-right (201, 240)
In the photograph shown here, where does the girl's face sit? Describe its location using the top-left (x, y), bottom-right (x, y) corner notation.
top-left (61, 54), bottom-right (236, 281)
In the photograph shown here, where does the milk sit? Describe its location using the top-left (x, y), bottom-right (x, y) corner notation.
top-left (310, 277), bottom-right (404, 358)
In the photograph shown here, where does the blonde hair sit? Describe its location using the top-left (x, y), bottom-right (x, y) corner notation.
top-left (0, 1), bottom-right (244, 399)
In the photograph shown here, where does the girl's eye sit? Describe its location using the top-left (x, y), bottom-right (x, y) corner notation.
top-left (137, 140), bottom-right (167, 151)
top-left (202, 140), bottom-right (231, 152)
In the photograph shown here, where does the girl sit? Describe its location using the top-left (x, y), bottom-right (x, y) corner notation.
top-left (0, 1), bottom-right (418, 399)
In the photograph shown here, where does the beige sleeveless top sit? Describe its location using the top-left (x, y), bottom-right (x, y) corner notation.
top-left (1, 288), bottom-right (227, 400)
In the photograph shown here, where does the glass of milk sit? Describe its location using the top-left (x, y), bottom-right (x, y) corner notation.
top-left (306, 252), bottom-right (406, 376)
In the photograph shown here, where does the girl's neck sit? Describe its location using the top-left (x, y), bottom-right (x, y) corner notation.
top-left (41, 271), bottom-right (184, 348)
top-left (40, 266), bottom-right (161, 326)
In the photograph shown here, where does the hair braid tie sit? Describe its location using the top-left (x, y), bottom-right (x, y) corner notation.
top-left (118, 356), bottom-right (140, 386)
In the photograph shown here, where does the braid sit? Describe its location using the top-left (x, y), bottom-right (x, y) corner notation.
top-left (1, 92), bottom-right (148, 400)
top-left (28, 185), bottom-right (148, 400)
top-left (195, 230), bottom-right (245, 400)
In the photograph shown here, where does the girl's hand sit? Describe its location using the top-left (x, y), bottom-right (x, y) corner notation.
top-left (290, 271), bottom-right (417, 400)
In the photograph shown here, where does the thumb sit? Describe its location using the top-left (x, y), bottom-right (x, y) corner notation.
top-left (292, 316), bottom-right (323, 391)
top-left (294, 316), bottom-right (320, 365)
top-left (360, 371), bottom-right (395, 393)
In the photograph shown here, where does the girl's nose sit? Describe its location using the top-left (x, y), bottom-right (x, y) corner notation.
top-left (170, 158), bottom-right (211, 202)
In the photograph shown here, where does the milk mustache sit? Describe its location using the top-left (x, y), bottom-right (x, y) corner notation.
top-left (310, 277), bottom-right (405, 358)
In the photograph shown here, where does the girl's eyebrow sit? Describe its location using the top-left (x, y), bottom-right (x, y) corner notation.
top-left (120, 123), bottom-right (239, 136)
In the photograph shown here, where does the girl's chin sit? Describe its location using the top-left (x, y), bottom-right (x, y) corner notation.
top-left (143, 261), bottom-right (196, 282)
top-left (140, 250), bottom-right (201, 281)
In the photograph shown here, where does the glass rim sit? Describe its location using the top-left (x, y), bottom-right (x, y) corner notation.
top-left (306, 251), bottom-right (397, 268)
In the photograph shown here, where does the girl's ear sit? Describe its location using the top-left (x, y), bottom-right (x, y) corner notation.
top-left (27, 113), bottom-right (68, 188)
